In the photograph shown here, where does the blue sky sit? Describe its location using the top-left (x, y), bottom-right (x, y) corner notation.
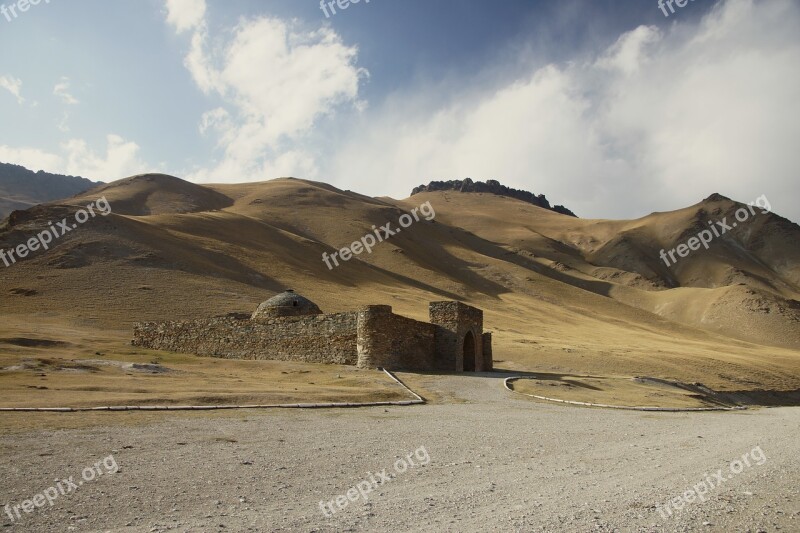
top-left (1, 0), bottom-right (798, 222)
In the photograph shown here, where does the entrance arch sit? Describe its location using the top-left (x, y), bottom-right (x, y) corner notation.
top-left (462, 330), bottom-right (476, 372)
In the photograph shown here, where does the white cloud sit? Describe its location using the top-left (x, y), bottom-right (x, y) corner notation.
top-left (57, 111), bottom-right (71, 133)
top-left (0, 146), bottom-right (61, 173)
top-left (62, 134), bottom-right (148, 179)
top-left (0, 135), bottom-right (149, 181)
top-left (596, 25), bottom-right (661, 75)
top-left (327, 0), bottom-right (800, 223)
top-left (165, 1), bottom-right (367, 181)
top-left (53, 77), bottom-right (79, 105)
top-left (0, 75), bottom-right (24, 104)
top-left (164, 0), bottom-right (206, 34)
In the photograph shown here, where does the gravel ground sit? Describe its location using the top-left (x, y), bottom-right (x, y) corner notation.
top-left (0, 372), bottom-right (798, 532)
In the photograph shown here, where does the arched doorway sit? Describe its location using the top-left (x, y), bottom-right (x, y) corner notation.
top-left (462, 331), bottom-right (476, 372)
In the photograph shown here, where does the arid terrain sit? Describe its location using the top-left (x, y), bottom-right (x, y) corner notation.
top-left (1, 174), bottom-right (799, 531)
top-left (2, 175), bottom-right (798, 395)
top-left (1, 374), bottom-right (798, 532)
top-left (2, 0), bottom-right (798, 530)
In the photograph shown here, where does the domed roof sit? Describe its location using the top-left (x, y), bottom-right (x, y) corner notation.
top-left (252, 290), bottom-right (323, 319)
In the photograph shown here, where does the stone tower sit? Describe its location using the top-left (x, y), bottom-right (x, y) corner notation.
top-left (429, 301), bottom-right (492, 372)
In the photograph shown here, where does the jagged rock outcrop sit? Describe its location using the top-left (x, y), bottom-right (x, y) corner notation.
top-left (411, 178), bottom-right (577, 217)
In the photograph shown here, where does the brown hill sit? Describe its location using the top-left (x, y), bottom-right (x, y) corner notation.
top-left (402, 190), bottom-right (800, 348)
top-left (0, 162), bottom-right (101, 220)
top-left (86, 173), bottom-right (233, 216)
top-left (1, 174), bottom-right (798, 393)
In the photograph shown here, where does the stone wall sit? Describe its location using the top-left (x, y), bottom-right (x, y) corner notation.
top-left (356, 306), bottom-right (437, 371)
top-left (133, 300), bottom-right (493, 373)
top-left (429, 301), bottom-right (484, 371)
top-left (482, 332), bottom-right (493, 372)
top-left (133, 312), bottom-right (359, 365)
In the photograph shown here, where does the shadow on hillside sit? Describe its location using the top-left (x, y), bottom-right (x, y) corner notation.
top-left (388, 218), bottom-right (616, 299)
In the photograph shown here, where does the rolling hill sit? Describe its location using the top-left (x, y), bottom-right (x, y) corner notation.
top-left (1, 174), bottom-right (798, 396)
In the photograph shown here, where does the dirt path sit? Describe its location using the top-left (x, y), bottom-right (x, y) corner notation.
top-left (1, 373), bottom-right (798, 532)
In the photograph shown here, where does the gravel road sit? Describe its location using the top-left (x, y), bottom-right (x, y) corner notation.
top-left (1, 372), bottom-right (798, 532)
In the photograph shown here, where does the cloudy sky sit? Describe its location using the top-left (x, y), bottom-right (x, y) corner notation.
top-left (0, 0), bottom-right (798, 221)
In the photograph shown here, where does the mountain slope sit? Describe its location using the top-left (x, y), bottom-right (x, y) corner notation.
top-left (1, 174), bottom-right (798, 393)
top-left (0, 162), bottom-right (102, 219)
top-left (400, 190), bottom-right (800, 348)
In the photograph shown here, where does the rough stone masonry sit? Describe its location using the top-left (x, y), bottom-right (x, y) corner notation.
top-left (132, 290), bottom-right (493, 372)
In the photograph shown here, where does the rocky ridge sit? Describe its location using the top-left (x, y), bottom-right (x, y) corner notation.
top-left (411, 178), bottom-right (577, 217)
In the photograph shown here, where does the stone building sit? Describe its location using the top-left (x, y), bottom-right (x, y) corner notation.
top-left (133, 290), bottom-right (493, 372)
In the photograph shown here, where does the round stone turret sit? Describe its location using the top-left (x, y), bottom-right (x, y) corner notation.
top-left (251, 290), bottom-right (323, 320)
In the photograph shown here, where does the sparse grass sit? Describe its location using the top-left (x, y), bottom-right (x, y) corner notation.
top-left (0, 317), bottom-right (414, 432)
top-left (4, 176), bottom-right (800, 533)
top-left (510, 374), bottom-right (727, 409)
top-left (1, 180), bottom-right (799, 425)
top-left (0, 354), bottom-right (406, 409)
